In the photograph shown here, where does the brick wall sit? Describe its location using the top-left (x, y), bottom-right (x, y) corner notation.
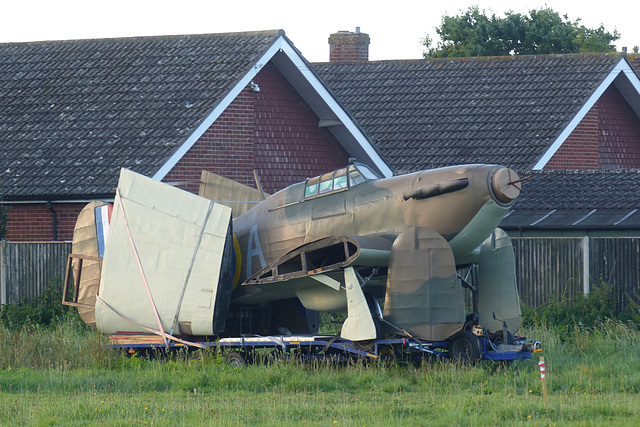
top-left (545, 86), bottom-right (640, 169)
top-left (329, 30), bottom-right (370, 62)
top-left (3, 202), bottom-right (85, 242)
top-left (163, 89), bottom-right (256, 194)
top-left (598, 85), bottom-right (640, 168)
top-left (164, 63), bottom-right (350, 195)
top-left (545, 108), bottom-right (600, 169)
top-left (253, 65), bottom-right (350, 193)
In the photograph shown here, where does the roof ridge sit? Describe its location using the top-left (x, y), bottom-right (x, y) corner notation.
top-left (533, 169), bottom-right (640, 175)
top-left (0, 30), bottom-right (285, 47)
top-left (314, 51), bottom-right (625, 66)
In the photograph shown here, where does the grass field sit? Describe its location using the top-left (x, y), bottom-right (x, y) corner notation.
top-left (1, 318), bottom-right (640, 426)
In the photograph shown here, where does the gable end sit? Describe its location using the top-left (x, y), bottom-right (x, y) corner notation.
top-left (534, 58), bottom-right (640, 170)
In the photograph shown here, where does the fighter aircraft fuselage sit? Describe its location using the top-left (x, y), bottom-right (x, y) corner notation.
top-left (231, 163), bottom-right (520, 306)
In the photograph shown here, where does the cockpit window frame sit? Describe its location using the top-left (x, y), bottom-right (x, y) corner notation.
top-left (303, 163), bottom-right (380, 200)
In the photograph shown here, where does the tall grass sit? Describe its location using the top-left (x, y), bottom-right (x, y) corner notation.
top-left (2, 278), bottom-right (640, 424)
top-left (0, 318), bottom-right (640, 425)
top-left (0, 317), bottom-right (119, 371)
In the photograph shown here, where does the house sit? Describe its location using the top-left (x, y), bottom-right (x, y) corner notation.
top-left (315, 49), bottom-right (640, 230)
top-left (316, 30), bottom-right (640, 306)
top-left (3, 28), bottom-right (640, 307)
top-left (317, 35), bottom-right (640, 171)
top-left (0, 30), bottom-right (391, 242)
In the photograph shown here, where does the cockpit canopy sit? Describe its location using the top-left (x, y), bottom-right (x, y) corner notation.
top-left (304, 163), bottom-right (380, 199)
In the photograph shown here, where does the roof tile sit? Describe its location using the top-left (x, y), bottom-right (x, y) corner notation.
top-left (314, 54), bottom-right (625, 173)
top-left (0, 31), bottom-right (282, 199)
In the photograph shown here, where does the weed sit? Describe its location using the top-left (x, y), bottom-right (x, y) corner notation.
top-left (521, 276), bottom-right (640, 332)
top-left (0, 277), bottom-right (81, 329)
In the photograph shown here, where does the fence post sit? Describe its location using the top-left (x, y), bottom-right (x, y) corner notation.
top-left (582, 236), bottom-right (590, 295)
top-left (1, 240), bottom-right (5, 305)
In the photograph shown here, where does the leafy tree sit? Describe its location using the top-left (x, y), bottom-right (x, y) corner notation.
top-left (423, 6), bottom-right (620, 58)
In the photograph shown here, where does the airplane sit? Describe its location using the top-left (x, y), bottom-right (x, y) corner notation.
top-left (65, 161), bottom-right (524, 352)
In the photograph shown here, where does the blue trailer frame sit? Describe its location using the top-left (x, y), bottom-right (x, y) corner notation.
top-left (107, 333), bottom-right (538, 364)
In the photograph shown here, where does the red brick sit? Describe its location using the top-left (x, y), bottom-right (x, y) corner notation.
top-left (163, 63), bottom-right (350, 195)
top-left (546, 85), bottom-right (640, 169)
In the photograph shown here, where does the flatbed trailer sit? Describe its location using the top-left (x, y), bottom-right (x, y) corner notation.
top-left (107, 332), bottom-right (540, 365)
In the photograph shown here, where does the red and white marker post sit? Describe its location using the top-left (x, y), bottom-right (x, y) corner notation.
top-left (539, 356), bottom-right (548, 407)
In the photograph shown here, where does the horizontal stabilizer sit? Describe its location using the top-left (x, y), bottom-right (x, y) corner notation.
top-left (383, 227), bottom-right (465, 341)
top-left (199, 170), bottom-right (267, 217)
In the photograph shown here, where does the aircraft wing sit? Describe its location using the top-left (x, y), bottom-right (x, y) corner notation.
top-left (233, 234), bottom-right (392, 340)
top-left (94, 169), bottom-right (235, 337)
top-left (232, 234), bottom-right (391, 314)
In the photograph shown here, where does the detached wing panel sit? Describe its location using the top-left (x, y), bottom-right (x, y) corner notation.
top-left (95, 169), bottom-right (234, 337)
top-left (70, 200), bottom-right (111, 328)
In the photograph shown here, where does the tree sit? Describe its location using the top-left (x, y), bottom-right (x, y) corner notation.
top-left (423, 6), bottom-right (620, 58)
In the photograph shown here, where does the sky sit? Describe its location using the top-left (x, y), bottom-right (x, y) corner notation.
top-left (1, 1), bottom-right (637, 62)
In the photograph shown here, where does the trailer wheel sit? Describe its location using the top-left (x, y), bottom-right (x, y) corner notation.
top-left (449, 331), bottom-right (481, 365)
top-left (491, 330), bottom-right (514, 346)
top-left (225, 351), bottom-right (246, 367)
top-left (353, 340), bottom-right (375, 353)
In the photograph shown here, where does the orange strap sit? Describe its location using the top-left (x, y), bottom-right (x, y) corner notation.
top-left (96, 295), bottom-right (204, 348)
top-left (115, 189), bottom-right (168, 346)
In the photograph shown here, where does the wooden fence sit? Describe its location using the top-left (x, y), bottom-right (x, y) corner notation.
top-left (0, 241), bottom-right (72, 305)
top-left (512, 237), bottom-right (640, 309)
top-left (1, 238), bottom-right (639, 309)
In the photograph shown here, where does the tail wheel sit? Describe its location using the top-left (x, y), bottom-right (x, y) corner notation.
top-left (449, 331), bottom-right (481, 365)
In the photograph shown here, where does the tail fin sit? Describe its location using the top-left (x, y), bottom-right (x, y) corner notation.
top-left (198, 170), bottom-right (267, 217)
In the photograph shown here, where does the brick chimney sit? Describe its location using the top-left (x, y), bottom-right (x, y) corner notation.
top-left (329, 27), bottom-right (370, 62)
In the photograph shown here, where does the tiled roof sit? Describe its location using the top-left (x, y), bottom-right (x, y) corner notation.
top-left (514, 169), bottom-right (640, 210)
top-left (501, 169), bottom-right (640, 230)
top-left (0, 31), bottom-right (283, 200)
top-left (314, 54), bottom-right (627, 173)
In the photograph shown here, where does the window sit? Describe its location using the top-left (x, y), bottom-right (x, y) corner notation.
top-left (348, 164), bottom-right (379, 187)
top-left (333, 168), bottom-right (347, 190)
top-left (348, 168), bottom-right (365, 186)
top-left (318, 172), bottom-right (334, 194)
top-left (303, 164), bottom-right (379, 199)
top-left (334, 175), bottom-right (347, 190)
top-left (304, 177), bottom-right (319, 198)
top-left (355, 164), bottom-right (380, 181)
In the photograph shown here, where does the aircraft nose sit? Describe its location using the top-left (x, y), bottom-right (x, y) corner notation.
top-left (490, 168), bottom-right (521, 204)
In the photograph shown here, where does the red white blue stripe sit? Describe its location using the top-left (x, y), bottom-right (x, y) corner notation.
top-left (95, 204), bottom-right (113, 258)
